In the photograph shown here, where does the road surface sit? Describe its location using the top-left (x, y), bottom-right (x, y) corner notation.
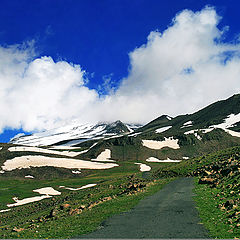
top-left (79, 177), bottom-right (209, 238)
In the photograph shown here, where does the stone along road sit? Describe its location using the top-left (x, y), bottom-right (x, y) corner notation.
top-left (79, 177), bottom-right (209, 238)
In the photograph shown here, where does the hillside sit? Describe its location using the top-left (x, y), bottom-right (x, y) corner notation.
top-left (71, 94), bottom-right (240, 163)
top-left (1, 94), bottom-right (240, 238)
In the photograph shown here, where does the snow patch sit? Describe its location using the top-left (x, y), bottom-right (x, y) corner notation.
top-left (8, 146), bottom-right (81, 157)
top-left (7, 195), bottom-right (52, 207)
top-left (184, 114), bottom-right (240, 139)
top-left (166, 116), bottom-right (172, 120)
top-left (146, 157), bottom-right (181, 163)
top-left (155, 126), bottom-right (172, 133)
top-left (142, 137), bottom-right (180, 150)
top-left (225, 129), bottom-right (240, 137)
top-left (0, 209), bottom-right (11, 213)
top-left (72, 170), bottom-right (81, 174)
top-left (48, 146), bottom-right (81, 150)
top-left (211, 114), bottom-right (240, 137)
top-left (59, 183), bottom-right (96, 191)
top-left (181, 121), bottom-right (193, 128)
top-left (92, 149), bottom-right (116, 162)
top-left (33, 187), bottom-right (61, 196)
top-left (184, 130), bottom-right (202, 140)
top-left (96, 149), bottom-right (111, 160)
top-left (1, 155), bottom-right (119, 171)
top-left (25, 175), bottom-right (34, 178)
top-left (0, 147), bottom-right (2, 151)
top-left (213, 113), bottom-right (240, 129)
top-left (134, 163), bottom-right (151, 172)
top-left (128, 132), bottom-right (142, 137)
top-left (77, 142), bottom-right (98, 155)
top-left (183, 121), bottom-right (193, 126)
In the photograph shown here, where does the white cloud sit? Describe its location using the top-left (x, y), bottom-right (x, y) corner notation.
top-left (1, 6), bottom-right (240, 133)
top-left (0, 45), bottom-right (99, 132)
top-left (101, 6), bottom-right (240, 123)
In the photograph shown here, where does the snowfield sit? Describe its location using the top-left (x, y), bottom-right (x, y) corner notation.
top-left (48, 146), bottom-right (81, 150)
top-left (142, 137), bottom-right (180, 150)
top-left (1, 155), bottom-right (119, 171)
top-left (155, 126), bottom-right (172, 133)
top-left (128, 132), bottom-right (142, 137)
top-left (181, 121), bottom-right (193, 128)
top-left (7, 195), bottom-right (52, 207)
top-left (92, 149), bottom-right (115, 162)
top-left (184, 130), bottom-right (202, 140)
top-left (0, 209), bottom-right (11, 213)
top-left (8, 146), bottom-right (81, 157)
top-left (134, 163), bottom-right (151, 172)
top-left (184, 114), bottom-right (240, 139)
top-left (10, 121), bottom-right (137, 147)
top-left (33, 187), bottom-right (61, 196)
top-left (25, 175), bottom-right (34, 178)
top-left (146, 157), bottom-right (181, 163)
top-left (96, 149), bottom-right (110, 160)
top-left (59, 183), bottom-right (97, 191)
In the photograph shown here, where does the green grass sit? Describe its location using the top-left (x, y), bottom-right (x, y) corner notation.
top-left (1, 140), bottom-right (240, 238)
top-left (193, 178), bottom-right (240, 239)
top-left (0, 176), bottom-right (173, 239)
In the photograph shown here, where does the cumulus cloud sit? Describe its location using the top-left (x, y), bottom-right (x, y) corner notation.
top-left (0, 44), bottom-right (99, 132)
top-left (99, 6), bottom-right (240, 123)
top-left (1, 6), bottom-right (240, 132)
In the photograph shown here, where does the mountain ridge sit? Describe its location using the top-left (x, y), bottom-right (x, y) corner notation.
top-left (10, 120), bottom-right (142, 147)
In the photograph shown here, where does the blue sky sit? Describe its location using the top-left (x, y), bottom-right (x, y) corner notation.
top-left (1, 0), bottom-right (240, 142)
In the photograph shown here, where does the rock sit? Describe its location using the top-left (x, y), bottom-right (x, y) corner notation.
top-left (198, 177), bottom-right (215, 184)
top-left (204, 170), bottom-right (212, 175)
top-left (80, 205), bottom-right (86, 209)
top-left (69, 208), bottom-right (82, 215)
top-left (13, 227), bottom-right (24, 232)
top-left (102, 196), bottom-right (112, 201)
top-left (38, 217), bottom-right (44, 222)
top-left (88, 202), bottom-right (98, 209)
top-left (224, 200), bottom-right (235, 209)
top-left (49, 208), bottom-right (59, 218)
top-left (220, 206), bottom-right (226, 211)
top-left (60, 203), bottom-right (70, 209)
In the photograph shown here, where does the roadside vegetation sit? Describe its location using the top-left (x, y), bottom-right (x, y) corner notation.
top-left (0, 173), bottom-right (172, 239)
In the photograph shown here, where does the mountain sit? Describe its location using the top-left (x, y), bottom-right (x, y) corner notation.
top-left (9, 94), bottom-right (240, 160)
top-left (79, 94), bottom-right (240, 161)
top-left (10, 120), bottom-right (141, 146)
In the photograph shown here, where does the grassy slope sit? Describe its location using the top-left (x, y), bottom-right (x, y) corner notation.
top-left (80, 128), bottom-right (240, 163)
top-left (1, 137), bottom-right (240, 238)
top-left (0, 175), bottom-right (173, 239)
top-left (194, 180), bottom-right (239, 239)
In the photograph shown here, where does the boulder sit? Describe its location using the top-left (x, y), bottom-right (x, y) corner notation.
top-left (198, 177), bottom-right (215, 184)
top-left (13, 227), bottom-right (24, 232)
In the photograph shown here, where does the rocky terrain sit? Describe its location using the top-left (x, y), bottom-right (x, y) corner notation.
top-left (193, 154), bottom-right (240, 232)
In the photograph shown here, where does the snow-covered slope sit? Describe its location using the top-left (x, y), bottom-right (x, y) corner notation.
top-left (10, 121), bottom-right (140, 147)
